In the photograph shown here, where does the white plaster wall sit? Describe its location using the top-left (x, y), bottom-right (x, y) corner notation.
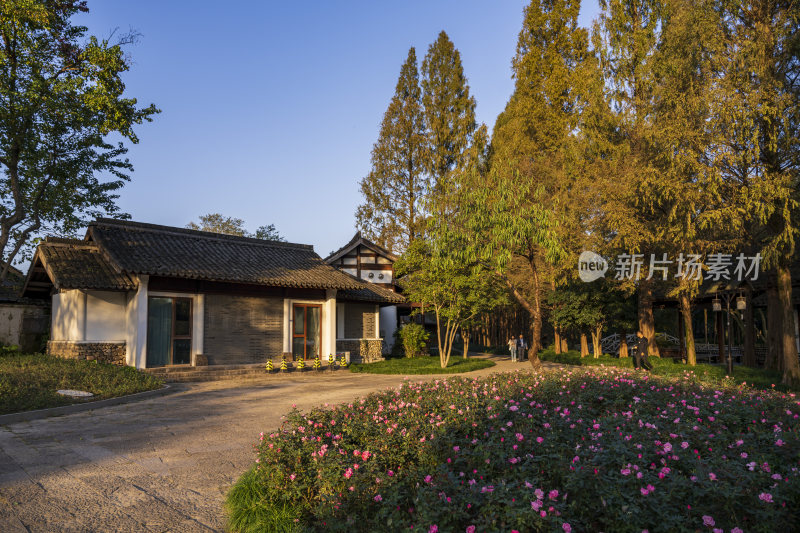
top-left (0, 306), bottom-right (23, 346)
top-left (85, 291), bottom-right (127, 341)
top-left (379, 305), bottom-right (398, 350)
top-left (51, 290), bottom-right (85, 341)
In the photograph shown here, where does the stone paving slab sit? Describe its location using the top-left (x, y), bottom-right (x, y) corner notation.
top-left (0, 357), bottom-right (558, 532)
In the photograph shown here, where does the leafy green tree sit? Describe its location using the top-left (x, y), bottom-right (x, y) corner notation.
top-left (0, 0), bottom-right (159, 280)
top-left (187, 213), bottom-right (285, 241)
top-left (458, 167), bottom-right (563, 370)
top-left (187, 213), bottom-right (248, 236)
top-left (421, 31), bottom-right (478, 194)
top-left (356, 48), bottom-right (427, 253)
top-left (253, 224), bottom-right (285, 242)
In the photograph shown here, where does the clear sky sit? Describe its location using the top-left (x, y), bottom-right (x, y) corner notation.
top-left (75, 1), bottom-right (600, 257)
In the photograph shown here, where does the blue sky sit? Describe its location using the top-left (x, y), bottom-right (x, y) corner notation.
top-left (75, 1), bottom-right (600, 256)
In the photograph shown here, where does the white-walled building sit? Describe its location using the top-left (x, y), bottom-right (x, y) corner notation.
top-left (23, 220), bottom-right (403, 368)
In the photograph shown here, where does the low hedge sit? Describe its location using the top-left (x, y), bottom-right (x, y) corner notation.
top-left (227, 367), bottom-right (800, 532)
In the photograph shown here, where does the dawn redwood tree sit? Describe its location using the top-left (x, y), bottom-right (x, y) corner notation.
top-left (421, 31), bottom-right (479, 195)
top-left (711, 0), bottom-right (800, 385)
top-left (593, 0), bottom-right (666, 356)
top-left (356, 48), bottom-right (427, 253)
top-left (0, 0), bottom-right (159, 279)
top-left (488, 0), bottom-right (598, 360)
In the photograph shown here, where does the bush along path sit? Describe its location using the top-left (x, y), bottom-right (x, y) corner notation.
top-left (227, 367), bottom-right (800, 532)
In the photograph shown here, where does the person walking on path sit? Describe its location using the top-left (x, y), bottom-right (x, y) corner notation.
top-left (517, 334), bottom-right (528, 362)
top-left (633, 331), bottom-right (653, 371)
top-left (508, 337), bottom-right (518, 362)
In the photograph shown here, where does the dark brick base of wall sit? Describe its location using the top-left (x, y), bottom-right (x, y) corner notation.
top-left (336, 339), bottom-right (384, 363)
top-left (48, 341), bottom-right (126, 365)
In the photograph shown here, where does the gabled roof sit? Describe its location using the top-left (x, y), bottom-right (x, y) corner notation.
top-left (80, 219), bottom-right (365, 290)
top-left (336, 272), bottom-right (405, 304)
top-left (324, 231), bottom-right (398, 264)
top-left (23, 238), bottom-right (137, 295)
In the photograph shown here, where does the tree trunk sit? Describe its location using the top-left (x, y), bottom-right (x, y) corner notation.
top-left (777, 264), bottom-right (800, 386)
top-left (619, 333), bottom-right (629, 358)
top-left (743, 286), bottom-right (756, 367)
top-left (592, 325), bottom-right (603, 358)
top-left (766, 278), bottom-right (784, 371)
top-left (580, 333), bottom-right (589, 357)
top-left (531, 264), bottom-right (543, 357)
top-left (554, 328), bottom-right (562, 354)
top-left (716, 310), bottom-right (726, 364)
top-left (638, 279), bottom-right (660, 357)
top-left (462, 331), bottom-right (470, 359)
top-left (561, 337), bottom-right (568, 352)
top-left (679, 293), bottom-right (696, 366)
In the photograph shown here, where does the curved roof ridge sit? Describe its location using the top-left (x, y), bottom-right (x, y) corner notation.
top-left (91, 218), bottom-right (313, 251)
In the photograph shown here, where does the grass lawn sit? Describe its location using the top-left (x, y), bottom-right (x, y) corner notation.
top-left (349, 355), bottom-right (495, 375)
top-left (538, 346), bottom-right (795, 391)
top-left (0, 353), bottom-right (163, 415)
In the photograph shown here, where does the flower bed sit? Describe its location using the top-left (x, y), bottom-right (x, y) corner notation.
top-left (227, 367), bottom-right (800, 532)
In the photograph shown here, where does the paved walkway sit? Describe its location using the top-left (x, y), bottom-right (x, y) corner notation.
top-left (0, 356), bottom-right (558, 532)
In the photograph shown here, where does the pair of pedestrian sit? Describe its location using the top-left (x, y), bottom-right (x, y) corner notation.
top-left (508, 334), bottom-right (527, 362)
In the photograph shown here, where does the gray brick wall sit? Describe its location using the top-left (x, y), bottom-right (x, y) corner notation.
top-left (203, 294), bottom-right (283, 365)
top-left (344, 303), bottom-right (377, 338)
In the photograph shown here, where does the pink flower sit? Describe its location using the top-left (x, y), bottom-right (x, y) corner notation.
top-left (548, 489), bottom-right (559, 500)
top-left (563, 523), bottom-right (572, 532)
top-left (374, 494), bottom-right (382, 502)
top-left (424, 475), bottom-right (433, 484)
top-left (759, 492), bottom-right (774, 503)
top-left (344, 468), bottom-right (353, 479)
top-left (289, 474), bottom-right (296, 481)
top-left (702, 515), bottom-right (715, 527)
top-left (732, 528), bottom-right (744, 533)
top-left (532, 500), bottom-right (542, 511)
top-left (429, 526), bottom-right (438, 533)
top-left (466, 527), bottom-right (476, 533)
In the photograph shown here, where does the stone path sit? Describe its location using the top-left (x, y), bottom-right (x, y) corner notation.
top-left (0, 356), bottom-right (558, 532)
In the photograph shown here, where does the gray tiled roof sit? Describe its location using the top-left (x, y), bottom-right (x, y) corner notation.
top-left (38, 239), bottom-right (137, 290)
top-left (85, 219), bottom-right (365, 290)
top-left (337, 281), bottom-right (405, 304)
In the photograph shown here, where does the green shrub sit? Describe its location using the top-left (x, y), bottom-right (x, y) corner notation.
top-left (228, 368), bottom-right (800, 532)
top-left (398, 322), bottom-right (429, 358)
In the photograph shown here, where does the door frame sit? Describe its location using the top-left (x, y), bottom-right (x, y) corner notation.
top-left (147, 295), bottom-right (193, 367)
top-left (292, 303), bottom-right (322, 360)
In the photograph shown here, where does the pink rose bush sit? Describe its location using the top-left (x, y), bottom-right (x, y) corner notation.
top-left (227, 367), bottom-right (799, 532)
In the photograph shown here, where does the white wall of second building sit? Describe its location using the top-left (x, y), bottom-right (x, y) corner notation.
top-left (85, 291), bottom-right (127, 341)
top-left (379, 305), bottom-right (398, 350)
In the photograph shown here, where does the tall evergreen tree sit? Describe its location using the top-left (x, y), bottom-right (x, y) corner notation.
top-left (489, 0), bottom-right (600, 360)
top-left (593, 0), bottom-right (666, 356)
top-left (356, 48), bottom-right (427, 253)
top-left (712, 0), bottom-right (800, 385)
top-left (421, 31), bottom-right (478, 194)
